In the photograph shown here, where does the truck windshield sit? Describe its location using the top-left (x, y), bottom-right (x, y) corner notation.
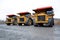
top-left (25, 14), bottom-right (31, 17)
top-left (47, 10), bottom-right (53, 14)
top-left (12, 16), bottom-right (16, 18)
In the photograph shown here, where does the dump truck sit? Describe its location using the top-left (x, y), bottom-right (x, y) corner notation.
top-left (33, 6), bottom-right (54, 27)
top-left (6, 14), bottom-right (17, 25)
top-left (17, 12), bottom-right (33, 26)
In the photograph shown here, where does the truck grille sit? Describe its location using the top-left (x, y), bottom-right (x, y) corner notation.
top-left (37, 16), bottom-right (45, 21)
top-left (7, 19), bottom-right (11, 22)
top-left (20, 18), bottom-right (24, 22)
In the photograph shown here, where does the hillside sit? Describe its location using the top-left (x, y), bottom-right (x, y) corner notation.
top-left (54, 18), bottom-right (60, 25)
top-left (0, 20), bottom-right (5, 24)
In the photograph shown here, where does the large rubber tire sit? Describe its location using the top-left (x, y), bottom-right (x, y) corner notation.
top-left (49, 21), bottom-right (53, 27)
top-left (12, 19), bottom-right (17, 25)
top-left (43, 22), bottom-right (53, 27)
top-left (34, 24), bottom-right (38, 27)
top-left (53, 19), bottom-right (54, 25)
top-left (34, 23), bottom-right (39, 27)
top-left (44, 18), bottom-right (54, 27)
top-left (30, 19), bottom-right (33, 25)
top-left (49, 18), bottom-right (54, 27)
top-left (6, 23), bottom-right (11, 26)
top-left (26, 19), bottom-right (33, 26)
top-left (12, 21), bottom-right (17, 25)
top-left (18, 23), bottom-right (22, 26)
top-left (49, 23), bottom-right (53, 27)
top-left (53, 22), bottom-right (54, 25)
top-left (13, 24), bottom-right (16, 25)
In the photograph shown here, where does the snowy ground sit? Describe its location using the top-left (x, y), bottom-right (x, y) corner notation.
top-left (0, 24), bottom-right (60, 40)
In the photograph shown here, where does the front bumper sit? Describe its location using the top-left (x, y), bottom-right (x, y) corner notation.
top-left (35, 21), bottom-right (48, 23)
top-left (6, 22), bottom-right (12, 24)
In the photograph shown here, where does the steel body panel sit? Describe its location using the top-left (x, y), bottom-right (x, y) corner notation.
top-left (17, 16), bottom-right (28, 23)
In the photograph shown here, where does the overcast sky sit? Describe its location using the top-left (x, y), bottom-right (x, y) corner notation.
top-left (0, 0), bottom-right (60, 20)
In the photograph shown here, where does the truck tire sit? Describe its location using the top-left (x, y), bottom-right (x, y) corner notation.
top-left (6, 23), bottom-right (11, 25)
top-left (49, 18), bottom-right (54, 27)
top-left (49, 22), bottom-right (53, 27)
top-left (34, 23), bottom-right (39, 27)
top-left (18, 23), bottom-right (22, 26)
top-left (53, 19), bottom-right (54, 25)
top-left (13, 24), bottom-right (16, 25)
top-left (44, 18), bottom-right (54, 27)
top-left (26, 19), bottom-right (33, 26)
top-left (12, 19), bottom-right (17, 25)
top-left (53, 22), bottom-right (54, 25)
top-left (34, 24), bottom-right (37, 27)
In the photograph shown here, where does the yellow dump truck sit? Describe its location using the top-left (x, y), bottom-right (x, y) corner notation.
top-left (6, 14), bottom-right (17, 25)
top-left (17, 12), bottom-right (33, 26)
top-left (33, 6), bottom-right (54, 27)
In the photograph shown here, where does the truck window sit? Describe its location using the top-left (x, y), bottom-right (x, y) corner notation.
top-left (25, 14), bottom-right (31, 17)
top-left (47, 10), bottom-right (53, 14)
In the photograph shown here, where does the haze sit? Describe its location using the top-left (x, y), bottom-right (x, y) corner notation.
top-left (0, 0), bottom-right (60, 20)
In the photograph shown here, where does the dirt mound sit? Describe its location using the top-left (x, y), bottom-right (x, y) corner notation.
top-left (54, 19), bottom-right (60, 25)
